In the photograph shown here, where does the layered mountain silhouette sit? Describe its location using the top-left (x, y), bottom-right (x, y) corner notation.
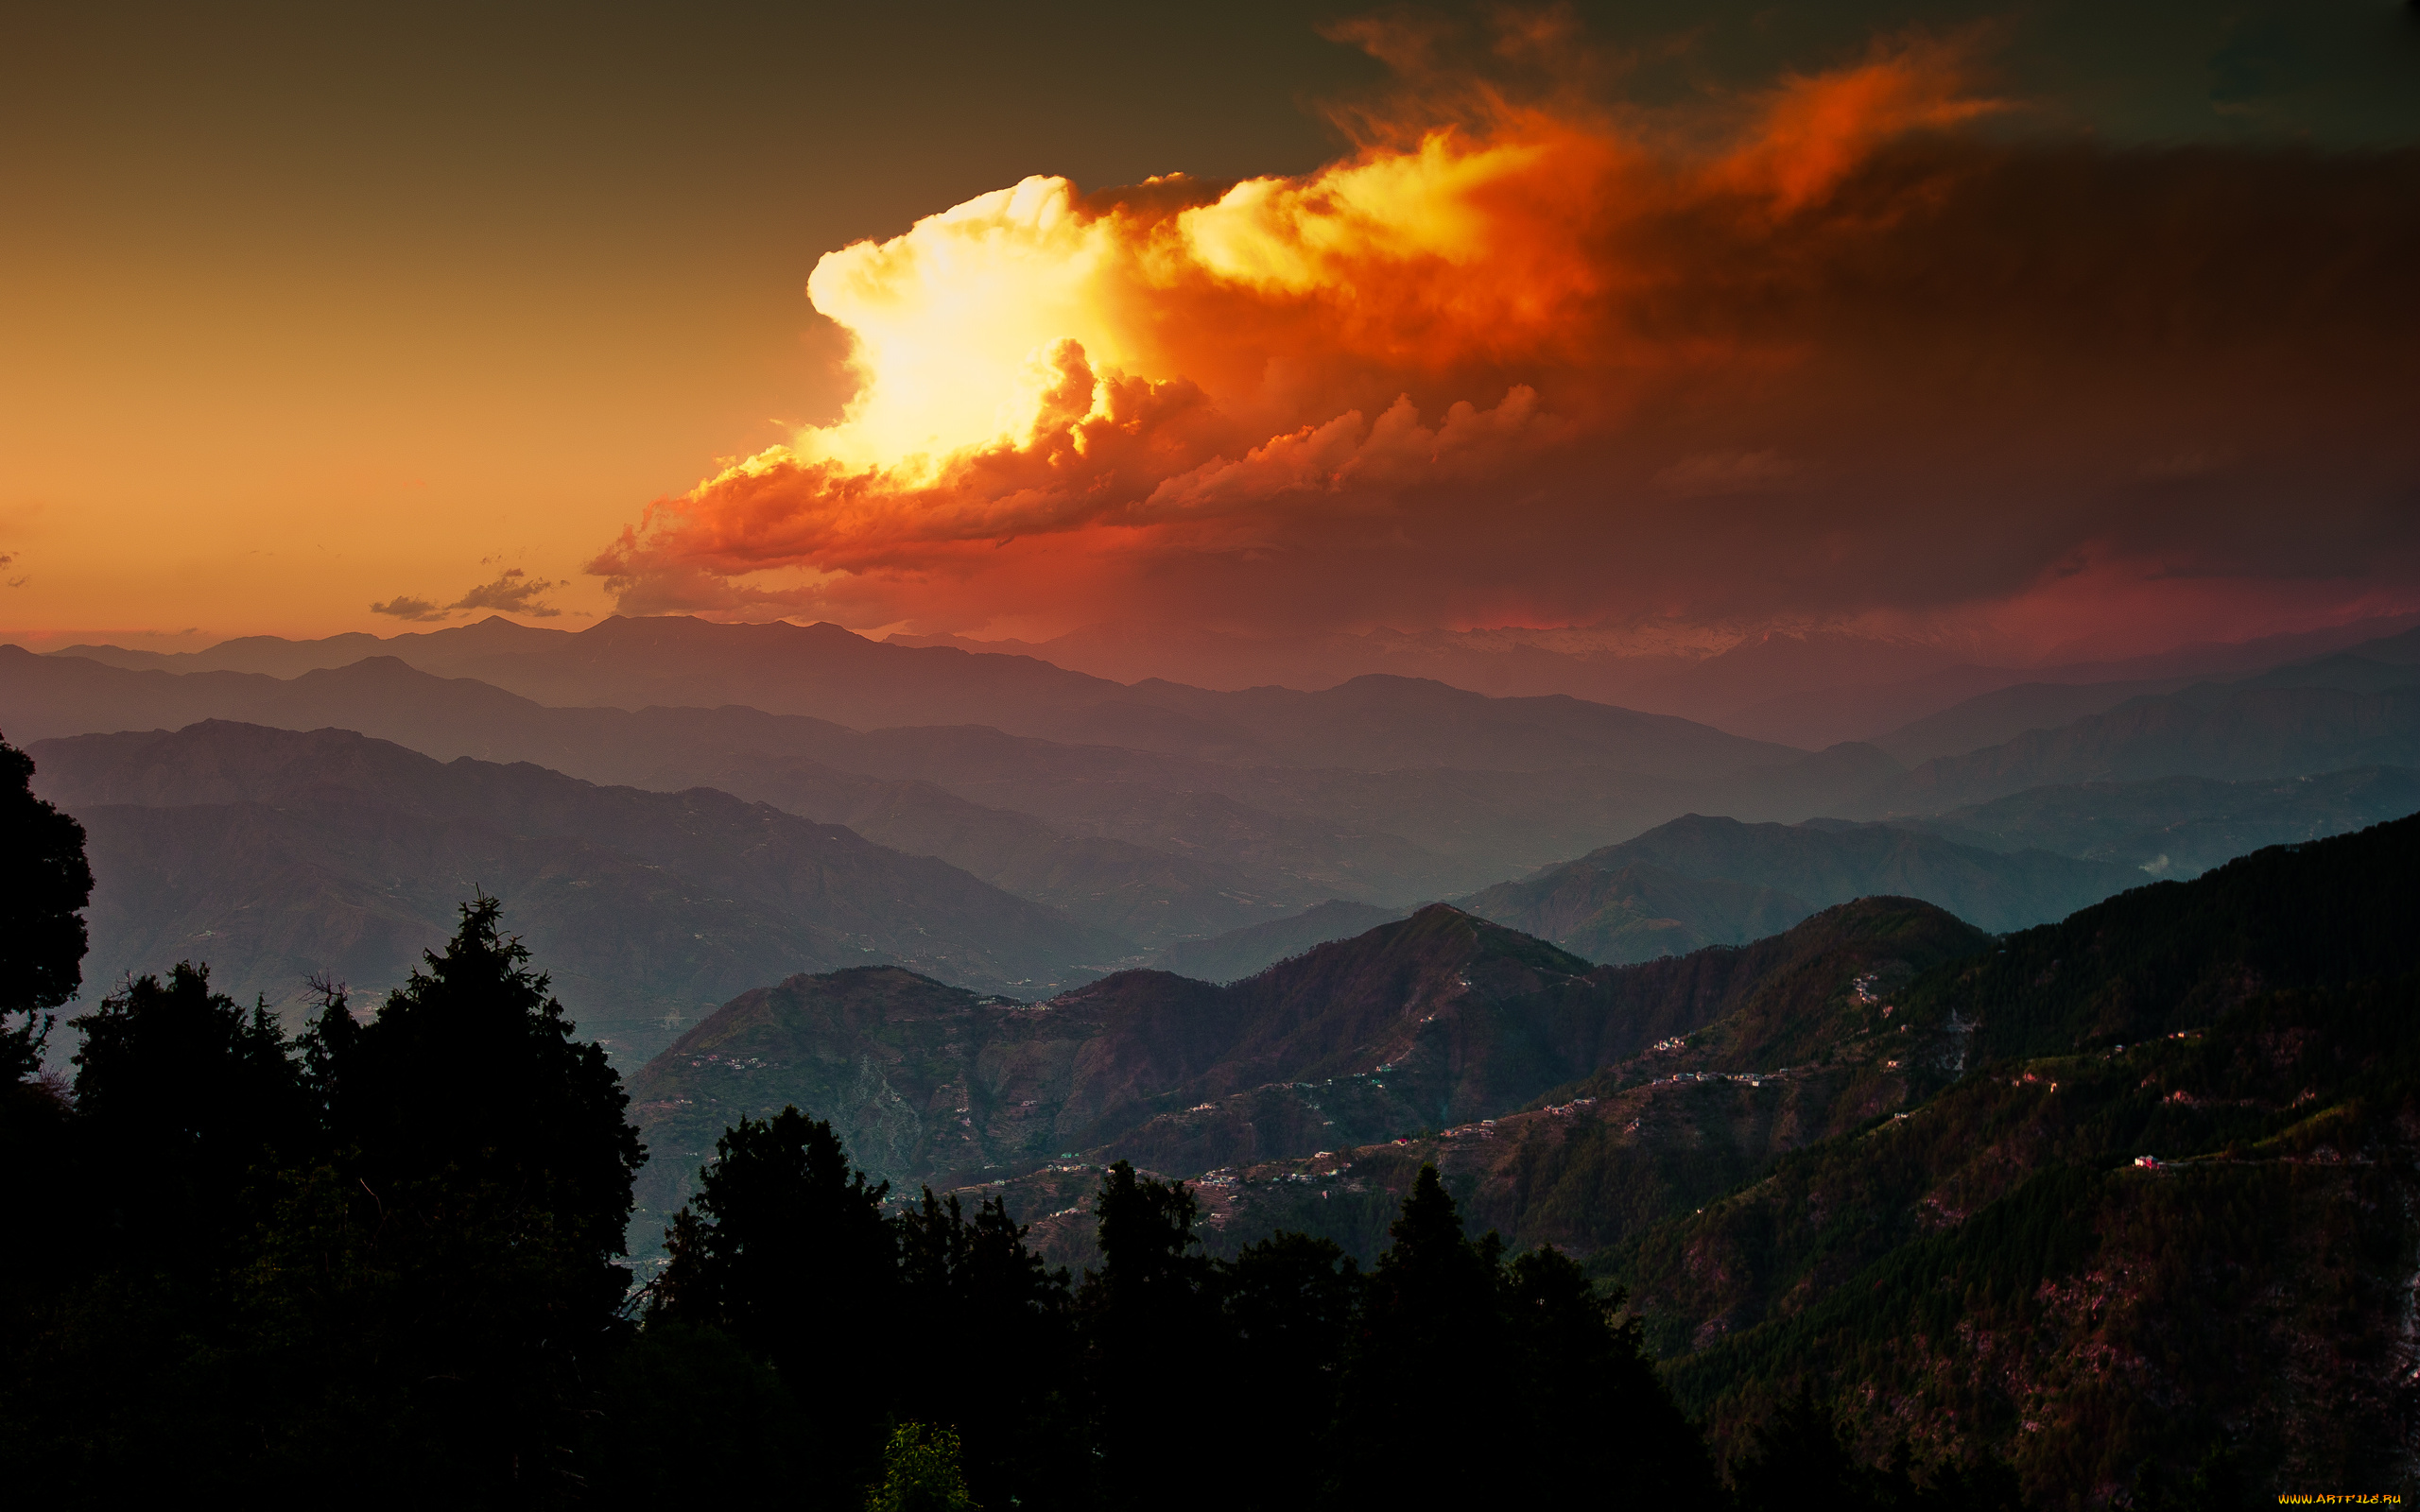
top-left (626, 896), bottom-right (1989, 1244)
top-left (989, 816), bottom-right (2420, 1496)
top-left (1888, 765), bottom-right (2420, 877)
top-left (1860, 677), bottom-right (2420, 814)
top-left (631, 906), bottom-right (1609, 1215)
top-left (31, 722), bottom-right (1132, 1060)
top-left (1873, 676), bottom-right (2198, 765)
top-left (1460, 812), bottom-right (2143, 961)
top-left (0, 644), bottom-right (1888, 903)
top-left (893, 615), bottom-right (2420, 748)
top-left (1, 650), bottom-right (1449, 927)
top-left (1146, 900), bottom-right (1408, 984)
top-left (39, 615), bottom-right (1814, 771)
top-left (1456, 861), bottom-right (1816, 965)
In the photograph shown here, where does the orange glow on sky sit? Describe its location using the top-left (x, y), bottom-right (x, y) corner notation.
top-left (6, 6), bottom-right (2416, 670)
top-left (590, 35), bottom-right (2420, 654)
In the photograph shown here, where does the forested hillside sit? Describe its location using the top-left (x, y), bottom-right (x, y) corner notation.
top-left (6, 665), bottom-right (2415, 1505)
top-left (1174, 819), bottom-right (2420, 1503)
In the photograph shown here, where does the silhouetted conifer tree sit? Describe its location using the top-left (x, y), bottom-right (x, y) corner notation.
top-left (1502, 1247), bottom-right (1720, 1502)
top-left (276, 895), bottom-right (645, 1500)
top-left (652, 1106), bottom-right (897, 1500)
top-left (297, 970), bottom-right (358, 1120)
top-left (328, 894), bottom-right (642, 1274)
top-left (894, 1188), bottom-right (1080, 1508)
top-left (1206, 1231), bottom-right (1362, 1502)
top-left (1079, 1160), bottom-right (1219, 1509)
top-left (0, 733), bottom-right (91, 1084)
top-left (70, 962), bottom-right (308, 1263)
top-left (1332, 1164), bottom-right (1505, 1506)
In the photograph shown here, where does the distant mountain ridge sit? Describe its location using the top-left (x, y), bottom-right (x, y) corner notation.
top-left (0, 645), bottom-right (1890, 906)
top-left (1457, 860), bottom-right (1815, 965)
top-left (1146, 900), bottom-right (1409, 984)
top-left (891, 615), bottom-right (2420, 747)
top-left (32, 722), bottom-right (1133, 1060)
top-left (1461, 813), bottom-right (2143, 960)
top-left (34, 616), bottom-right (1812, 774)
top-left (1888, 765), bottom-right (2420, 877)
top-left (1865, 682), bottom-right (2420, 813)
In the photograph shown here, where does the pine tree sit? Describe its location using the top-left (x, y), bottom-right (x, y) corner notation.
top-left (0, 733), bottom-right (91, 1084)
top-left (1079, 1161), bottom-right (1218, 1509)
top-left (651, 1106), bottom-right (898, 1499)
top-left (295, 895), bottom-right (647, 1497)
top-left (1502, 1248), bottom-right (1719, 1502)
top-left (329, 893), bottom-right (643, 1274)
top-left (1331, 1164), bottom-right (1506, 1506)
top-left (893, 1189), bottom-right (1078, 1506)
top-left (70, 962), bottom-right (308, 1263)
top-left (1206, 1231), bottom-right (1362, 1502)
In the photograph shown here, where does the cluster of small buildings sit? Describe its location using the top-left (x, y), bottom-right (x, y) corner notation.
top-left (685, 1052), bottom-right (768, 1072)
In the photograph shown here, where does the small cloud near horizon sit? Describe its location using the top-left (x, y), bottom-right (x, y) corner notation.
top-left (452, 567), bottom-right (563, 618)
top-left (372, 567), bottom-right (566, 623)
top-left (369, 593), bottom-right (449, 622)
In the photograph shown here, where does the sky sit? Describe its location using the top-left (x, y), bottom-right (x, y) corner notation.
top-left (4, 1), bottom-right (2417, 667)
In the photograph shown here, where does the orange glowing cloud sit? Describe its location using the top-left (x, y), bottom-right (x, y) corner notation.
top-left (591, 28), bottom-right (2420, 650)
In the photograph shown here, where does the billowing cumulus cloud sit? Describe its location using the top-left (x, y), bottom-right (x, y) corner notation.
top-left (590, 26), bottom-right (2420, 659)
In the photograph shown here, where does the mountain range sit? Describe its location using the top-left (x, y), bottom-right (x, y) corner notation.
top-left (17, 603), bottom-right (2420, 1502)
top-left (1886, 765), bottom-right (2420, 877)
top-left (1458, 813), bottom-right (2145, 963)
top-left (31, 722), bottom-right (1132, 1063)
top-left (1861, 679), bottom-right (2420, 815)
top-left (889, 616), bottom-right (2420, 747)
top-left (43, 615), bottom-right (1813, 772)
top-left (850, 814), bottom-right (2420, 1501)
top-left (1, 644), bottom-right (1843, 907)
top-left (623, 892), bottom-right (2000, 1264)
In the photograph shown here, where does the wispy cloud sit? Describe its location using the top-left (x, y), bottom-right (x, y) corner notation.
top-left (371, 567), bottom-right (564, 622)
top-left (451, 567), bottom-right (562, 618)
top-left (369, 593), bottom-right (449, 622)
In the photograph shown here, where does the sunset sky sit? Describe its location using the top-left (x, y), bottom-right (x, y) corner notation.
top-left (5, 1), bottom-right (2416, 668)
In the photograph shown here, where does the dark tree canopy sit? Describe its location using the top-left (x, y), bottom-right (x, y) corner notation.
top-left (328, 894), bottom-right (643, 1266)
top-left (70, 963), bottom-right (309, 1260)
top-left (892, 1189), bottom-right (1080, 1509)
top-left (0, 734), bottom-right (92, 1082)
top-left (71, 963), bottom-right (302, 1148)
top-left (6, 894), bottom-right (655, 1504)
top-left (651, 1104), bottom-right (898, 1499)
top-left (1079, 1160), bottom-right (1221, 1507)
